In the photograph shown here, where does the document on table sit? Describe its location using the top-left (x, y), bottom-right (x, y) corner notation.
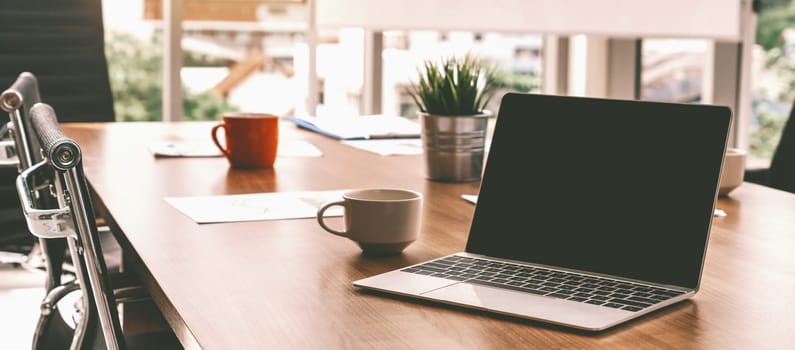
top-left (285, 114), bottom-right (421, 140)
top-left (165, 190), bottom-right (346, 224)
top-left (149, 140), bottom-right (323, 158)
top-left (461, 194), bottom-right (478, 204)
top-left (341, 137), bottom-right (492, 156)
top-left (341, 138), bottom-right (423, 156)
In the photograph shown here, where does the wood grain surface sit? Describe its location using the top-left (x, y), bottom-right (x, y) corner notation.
top-left (63, 121), bottom-right (795, 350)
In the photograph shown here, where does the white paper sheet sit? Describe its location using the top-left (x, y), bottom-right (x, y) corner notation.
top-left (461, 194), bottom-right (478, 204)
top-left (165, 190), bottom-right (346, 224)
top-left (149, 140), bottom-right (322, 158)
top-left (341, 139), bottom-right (424, 156)
top-left (286, 114), bottom-right (421, 140)
top-left (342, 138), bottom-right (492, 156)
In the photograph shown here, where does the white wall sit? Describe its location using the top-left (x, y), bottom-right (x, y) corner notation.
top-left (316, 0), bottom-right (743, 41)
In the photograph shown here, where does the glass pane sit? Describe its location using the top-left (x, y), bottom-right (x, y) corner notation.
top-left (103, 0), bottom-right (163, 121)
top-left (103, 2), bottom-right (543, 122)
top-left (176, 2), bottom-right (305, 121)
top-left (750, 0), bottom-right (795, 168)
top-left (309, 30), bottom-right (544, 119)
top-left (641, 39), bottom-right (708, 104)
top-left (380, 31), bottom-right (543, 119)
top-left (104, 0), bottom-right (303, 121)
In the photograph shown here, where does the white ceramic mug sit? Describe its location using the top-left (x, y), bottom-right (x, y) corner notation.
top-left (719, 148), bottom-right (747, 196)
top-left (317, 188), bottom-right (423, 254)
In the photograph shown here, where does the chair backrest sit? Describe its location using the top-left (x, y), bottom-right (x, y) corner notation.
top-left (1, 72), bottom-right (39, 217)
top-left (2, 72), bottom-right (42, 171)
top-left (18, 103), bottom-right (125, 350)
top-left (1, 72), bottom-right (67, 291)
top-left (768, 102), bottom-right (795, 193)
top-left (0, 0), bottom-right (115, 122)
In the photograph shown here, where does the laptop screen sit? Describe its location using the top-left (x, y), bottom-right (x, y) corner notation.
top-left (466, 93), bottom-right (731, 289)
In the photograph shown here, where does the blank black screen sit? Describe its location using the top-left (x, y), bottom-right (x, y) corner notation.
top-left (466, 93), bottom-right (731, 289)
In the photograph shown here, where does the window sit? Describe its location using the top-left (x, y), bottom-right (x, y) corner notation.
top-left (107, 0), bottom-right (751, 143)
top-left (103, 1), bottom-right (542, 122)
top-left (749, 0), bottom-right (795, 167)
top-left (641, 39), bottom-right (708, 104)
top-left (315, 30), bottom-right (543, 118)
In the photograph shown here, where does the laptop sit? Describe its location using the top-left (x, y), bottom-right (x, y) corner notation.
top-left (353, 92), bottom-right (732, 331)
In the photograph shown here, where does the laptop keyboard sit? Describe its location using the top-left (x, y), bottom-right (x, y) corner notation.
top-left (401, 255), bottom-right (685, 312)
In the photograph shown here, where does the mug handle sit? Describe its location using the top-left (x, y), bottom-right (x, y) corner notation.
top-left (210, 123), bottom-right (231, 158)
top-left (317, 201), bottom-right (347, 237)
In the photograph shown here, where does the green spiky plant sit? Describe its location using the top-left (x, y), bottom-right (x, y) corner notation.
top-left (408, 54), bottom-right (498, 116)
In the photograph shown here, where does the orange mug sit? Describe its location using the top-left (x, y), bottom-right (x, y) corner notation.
top-left (211, 113), bottom-right (279, 168)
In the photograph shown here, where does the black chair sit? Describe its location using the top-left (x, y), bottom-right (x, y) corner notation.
top-left (18, 103), bottom-right (181, 350)
top-left (0, 77), bottom-right (36, 266)
top-left (745, 101), bottom-right (795, 193)
top-left (0, 72), bottom-right (68, 289)
top-left (1, 0), bottom-right (117, 269)
top-left (2, 72), bottom-right (165, 349)
top-left (0, 0), bottom-right (115, 123)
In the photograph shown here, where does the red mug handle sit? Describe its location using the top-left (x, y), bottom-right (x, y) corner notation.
top-left (211, 123), bottom-right (230, 158)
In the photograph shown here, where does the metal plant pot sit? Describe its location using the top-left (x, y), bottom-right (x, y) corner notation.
top-left (419, 111), bottom-right (491, 182)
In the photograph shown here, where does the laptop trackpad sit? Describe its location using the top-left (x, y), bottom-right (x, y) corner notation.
top-left (422, 282), bottom-right (630, 331)
top-left (353, 271), bottom-right (460, 296)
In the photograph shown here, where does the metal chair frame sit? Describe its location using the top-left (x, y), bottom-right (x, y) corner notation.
top-left (18, 103), bottom-right (124, 349)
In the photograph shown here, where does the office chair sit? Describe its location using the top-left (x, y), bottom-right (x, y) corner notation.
top-left (0, 72), bottom-right (163, 348)
top-left (0, 73), bottom-right (69, 291)
top-left (1, 0), bottom-right (117, 270)
top-left (745, 100), bottom-right (795, 194)
top-left (18, 103), bottom-right (182, 350)
top-left (3, 71), bottom-right (129, 272)
top-left (0, 72), bottom-right (37, 264)
top-left (0, 0), bottom-right (115, 123)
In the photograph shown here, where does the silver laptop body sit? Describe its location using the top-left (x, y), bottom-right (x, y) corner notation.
top-left (354, 93), bottom-right (732, 331)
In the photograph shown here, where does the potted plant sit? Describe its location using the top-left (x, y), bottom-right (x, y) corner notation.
top-left (408, 54), bottom-right (497, 182)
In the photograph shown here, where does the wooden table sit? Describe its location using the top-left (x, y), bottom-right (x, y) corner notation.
top-left (63, 121), bottom-right (795, 349)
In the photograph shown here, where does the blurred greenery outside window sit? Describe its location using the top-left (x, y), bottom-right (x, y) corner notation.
top-left (106, 28), bottom-right (539, 122)
top-left (105, 31), bottom-right (238, 122)
top-left (751, 0), bottom-right (795, 164)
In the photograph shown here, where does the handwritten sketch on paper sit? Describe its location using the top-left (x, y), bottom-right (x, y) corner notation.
top-left (165, 190), bottom-right (346, 224)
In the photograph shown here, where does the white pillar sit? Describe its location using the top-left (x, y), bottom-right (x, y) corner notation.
top-left (163, 0), bottom-right (183, 121)
top-left (607, 39), bottom-right (641, 100)
top-left (736, 0), bottom-right (757, 150)
top-left (568, 35), bottom-right (608, 98)
top-left (703, 42), bottom-right (741, 147)
top-left (542, 35), bottom-right (568, 95)
top-left (304, 0), bottom-right (319, 116)
top-left (362, 30), bottom-right (383, 115)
